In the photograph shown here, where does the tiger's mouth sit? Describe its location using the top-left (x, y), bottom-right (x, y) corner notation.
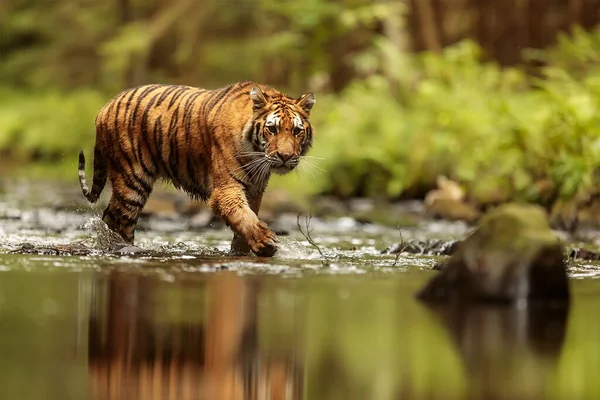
top-left (271, 164), bottom-right (296, 175)
top-left (266, 153), bottom-right (299, 175)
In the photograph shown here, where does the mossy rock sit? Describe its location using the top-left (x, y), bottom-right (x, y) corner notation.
top-left (417, 203), bottom-right (570, 305)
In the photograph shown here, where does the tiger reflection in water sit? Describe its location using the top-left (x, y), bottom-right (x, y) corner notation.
top-left (87, 272), bottom-right (303, 400)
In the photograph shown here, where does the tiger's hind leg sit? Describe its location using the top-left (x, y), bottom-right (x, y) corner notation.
top-left (102, 171), bottom-right (155, 244)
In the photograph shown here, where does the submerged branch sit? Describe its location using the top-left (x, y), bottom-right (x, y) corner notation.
top-left (297, 213), bottom-right (327, 261)
top-left (392, 224), bottom-right (409, 267)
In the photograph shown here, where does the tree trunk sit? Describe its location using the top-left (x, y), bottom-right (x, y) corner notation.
top-left (118, 0), bottom-right (146, 87)
top-left (569, 0), bottom-right (583, 26)
top-left (413, 0), bottom-right (442, 52)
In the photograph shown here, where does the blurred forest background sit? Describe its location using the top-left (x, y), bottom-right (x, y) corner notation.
top-left (2, 0), bottom-right (600, 210)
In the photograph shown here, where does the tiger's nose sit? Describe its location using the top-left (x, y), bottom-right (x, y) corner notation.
top-left (277, 152), bottom-right (293, 163)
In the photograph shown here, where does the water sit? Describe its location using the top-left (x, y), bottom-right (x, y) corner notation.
top-left (1, 180), bottom-right (600, 399)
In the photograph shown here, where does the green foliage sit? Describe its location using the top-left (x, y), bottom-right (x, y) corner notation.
top-left (2, 0), bottom-right (600, 207)
top-left (526, 26), bottom-right (600, 79)
top-left (0, 88), bottom-right (103, 162)
top-left (1, 0), bottom-right (387, 93)
top-left (310, 30), bottom-right (600, 205)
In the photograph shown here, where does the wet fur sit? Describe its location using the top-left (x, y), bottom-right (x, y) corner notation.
top-left (78, 81), bottom-right (315, 256)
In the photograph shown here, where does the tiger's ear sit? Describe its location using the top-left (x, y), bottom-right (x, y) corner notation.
top-left (296, 92), bottom-right (316, 114)
top-left (250, 86), bottom-right (268, 110)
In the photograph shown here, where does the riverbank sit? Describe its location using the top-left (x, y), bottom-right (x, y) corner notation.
top-left (3, 177), bottom-right (600, 266)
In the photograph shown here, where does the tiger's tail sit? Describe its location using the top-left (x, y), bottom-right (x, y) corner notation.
top-left (78, 147), bottom-right (107, 204)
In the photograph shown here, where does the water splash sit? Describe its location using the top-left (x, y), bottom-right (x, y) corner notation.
top-left (82, 217), bottom-right (128, 251)
top-left (275, 237), bottom-right (318, 260)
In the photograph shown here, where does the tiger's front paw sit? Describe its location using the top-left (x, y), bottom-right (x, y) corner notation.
top-left (246, 221), bottom-right (278, 257)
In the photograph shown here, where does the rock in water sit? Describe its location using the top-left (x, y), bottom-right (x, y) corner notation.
top-left (416, 203), bottom-right (570, 305)
top-left (424, 175), bottom-right (482, 223)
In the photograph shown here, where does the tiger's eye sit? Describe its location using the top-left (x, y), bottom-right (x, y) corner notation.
top-left (266, 125), bottom-right (277, 134)
top-left (293, 127), bottom-right (303, 136)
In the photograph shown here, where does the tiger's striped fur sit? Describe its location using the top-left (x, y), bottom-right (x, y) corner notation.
top-left (78, 81), bottom-right (316, 256)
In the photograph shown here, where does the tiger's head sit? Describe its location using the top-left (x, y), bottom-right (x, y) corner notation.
top-left (244, 86), bottom-right (316, 176)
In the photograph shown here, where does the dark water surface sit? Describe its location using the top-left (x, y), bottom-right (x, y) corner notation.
top-left (1, 181), bottom-right (600, 399)
top-left (2, 258), bottom-right (600, 400)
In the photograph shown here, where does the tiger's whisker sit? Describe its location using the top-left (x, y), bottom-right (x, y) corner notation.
top-left (249, 160), bottom-right (269, 182)
top-left (300, 163), bottom-right (322, 178)
top-left (235, 157), bottom-right (266, 174)
top-left (245, 161), bottom-right (266, 179)
top-left (299, 156), bottom-right (326, 160)
top-left (301, 160), bottom-right (326, 173)
top-left (298, 163), bottom-right (318, 180)
top-left (257, 162), bottom-right (273, 186)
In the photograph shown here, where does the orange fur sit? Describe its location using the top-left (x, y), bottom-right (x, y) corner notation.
top-left (78, 81), bottom-right (316, 256)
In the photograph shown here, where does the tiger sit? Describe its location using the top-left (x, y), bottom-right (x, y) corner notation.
top-left (78, 81), bottom-right (316, 257)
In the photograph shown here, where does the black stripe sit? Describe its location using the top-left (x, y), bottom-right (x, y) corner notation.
top-left (208, 88), bottom-right (249, 127)
top-left (256, 109), bottom-right (271, 121)
top-left (213, 137), bottom-right (226, 156)
top-left (156, 85), bottom-right (180, 107)
top-left (120, 149), bottom-right (147, 192)
top-left (121, 218), bottom-right (137, 228)
top-left (127, 172), bottom-right (153, 197)
top-left (78, 150), bottom-right (86, 172)
top-left (168, 87), bottom-right (192, 110)
top-left (210, 84), bottom-right (237, 109)
top-left (155, 116), bottom-right (168, 177)
top-left (252, 122), bottom-right (262, 148)
top-left (183, 91), bottom-right (204, 185)
top-left (195, 90), bottom-right (211, 162)
top-left (226, 89), bottom-right (249, 105)
top-left (102, 208), bottom-right (115, 224)
top-left (116, 88), bottom-right (144, 178)
top-left (295, 105), bottom-right (310, 120)
top-left (228, 169), bottom-right (248, 189)
top-left (138, 91), bottom-right (163, 178)
top-left (124, 87), bottom-right (143, 124)
top-left (304, 125), bottom-right (313, 150)
top-left (186, 155), bottom-right (200, 188)
top-left (111, 158), bottom-right (152, 197)
top-left (186, 155), bottom-right (200, 190)
top-left (182, 91), bottom-right (202, 131)
top-left (302, 125), bottom-right (310, 144)
top-left (229, 89), bottom-right (250, 103)
top-left (129, 85), bottom-right (161, 131)
top-left (166, 110), bottom-right (180, 181)
top-left (135, 141), bottom-right (157, 179)
top-left (110, 96), bottom-right (144, 187)
top-left (210, 84), bottom-right (235, 105)
top-left (202, 153), bottom-right (210, 198)
top-left (195, 189), bottom-right (210, 202)
top-left (200, 89), bottom-right (223, 118)
top-left (112, 189), bottom-right (145, 210)
top-left (104, 100), bottom-right (116, 118)
top-left (129, 85), bottom-right (161, 176)
top-left (154, 116), bottom-right (164, 165)
top-left (176, 90), bottom-right (198, 185)
top-left (142, 94), bottom-right (162, 165)
top-left (183, 91), bottom-right (203, 118)
top-left (112, 95), bottom-right (123, 142)
top-left (113, 207), bottom-right (137, 225)
top-left (106, 91), bottom-right (128, 117)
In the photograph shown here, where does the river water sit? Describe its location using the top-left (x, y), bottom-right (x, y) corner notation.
top-left (1, 179), bottom-right (600, 400)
